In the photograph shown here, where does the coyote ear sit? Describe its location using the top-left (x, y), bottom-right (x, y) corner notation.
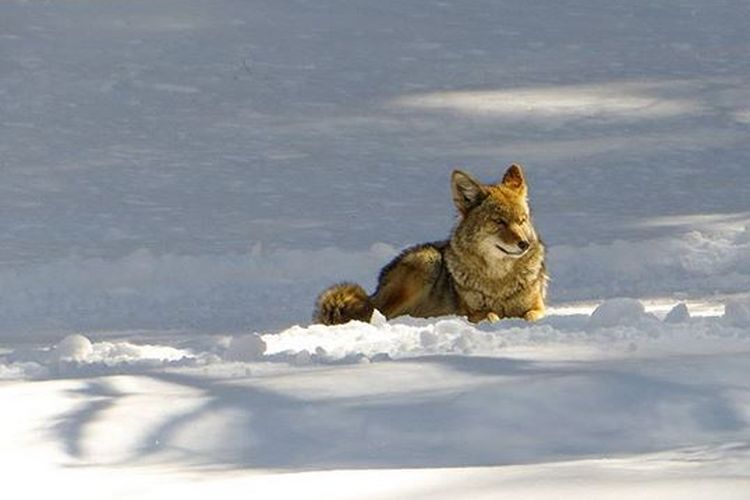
top-left (451, 170), bottom-right (486, 215)
top-left (501, 164), bottom-right (526, 193)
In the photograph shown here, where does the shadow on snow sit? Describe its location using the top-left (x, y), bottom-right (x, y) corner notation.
top-left (52, 354), bottom-right (750, 471)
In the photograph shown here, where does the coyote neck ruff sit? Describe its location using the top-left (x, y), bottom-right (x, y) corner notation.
top-left (314, 164), bottom-right (548, 325)
top-left (444, 236), bottom-right (545, 322)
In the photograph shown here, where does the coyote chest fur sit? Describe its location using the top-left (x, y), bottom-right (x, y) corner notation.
top-left (314, 164), bottom-right (547, 325)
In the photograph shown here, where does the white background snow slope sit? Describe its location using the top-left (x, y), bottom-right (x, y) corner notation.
top-left (1, 0), bottom-right (750, 498)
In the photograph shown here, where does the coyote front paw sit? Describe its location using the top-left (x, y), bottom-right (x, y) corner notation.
top-left (486, 312), bottom-right (501, 323)
top-left (523, 309), bottom-right (545, 321)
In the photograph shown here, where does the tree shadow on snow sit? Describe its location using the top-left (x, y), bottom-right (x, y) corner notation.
top-left (53, 380), bottom-right (125, 460)
top-left (51, 355), bottom-right (749, 471)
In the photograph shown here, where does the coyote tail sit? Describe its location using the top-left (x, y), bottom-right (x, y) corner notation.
top-left (313, 282), bottom-right (374, 325)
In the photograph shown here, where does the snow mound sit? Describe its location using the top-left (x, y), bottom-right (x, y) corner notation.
top-left (84, 340), bottom-right (193, 365)
top-left (262, 309), bottom-right (750, 365)
top-left (225, 334), bottom-right (267, 361)
top-left (54, 334), bottom-right (94, 361)
top-left (588, 298), bottom-right (649, 328)
top-left (724, 299), bottom-right (750, 327)
top-left (3, 304), bottom-right (750, 380)
top-left (2, 336), bottom-right (197, 379)
top-left (664, 303), bottom-right (690, 324)
top-left (550, 227), bottom-right (750, 301)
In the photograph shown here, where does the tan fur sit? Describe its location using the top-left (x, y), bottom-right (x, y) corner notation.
top-left (313, 164), bottom-right (548, 325)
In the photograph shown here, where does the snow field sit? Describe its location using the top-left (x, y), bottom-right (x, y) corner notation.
top-left (3, 0), bottom-right (750, 496)
top-left (2, 298), bottom-right (750, 498)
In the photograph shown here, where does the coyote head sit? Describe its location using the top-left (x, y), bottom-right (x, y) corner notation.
top-left (450, 164), bottom-right (539, 262)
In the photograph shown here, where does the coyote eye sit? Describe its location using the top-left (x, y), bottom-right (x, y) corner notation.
top-left (519, 216), bottom-right (528, 224)
top-left (494, 218), bottom-right (507, 227)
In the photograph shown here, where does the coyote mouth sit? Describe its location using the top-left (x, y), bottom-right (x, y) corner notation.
top-left (496, 244), bottom-right (525, 257)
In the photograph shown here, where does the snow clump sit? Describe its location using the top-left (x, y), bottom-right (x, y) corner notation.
top-left (723, 299), bottom-right (750, 327)
top-left (225, 334), bottom-right (267, 361)
top-left (664, 303), bottom-right (690, 324)
top-left (54, 334), bottom-right (94, 362)
top-left (589, 298), bottom-right (647, 328)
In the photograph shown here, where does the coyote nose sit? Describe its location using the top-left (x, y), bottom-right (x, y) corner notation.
top-left (518, 240), bottom-right (529, 251)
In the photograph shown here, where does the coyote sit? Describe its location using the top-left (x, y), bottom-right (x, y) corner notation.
top-left (314, 164), bottom-right (547, 325)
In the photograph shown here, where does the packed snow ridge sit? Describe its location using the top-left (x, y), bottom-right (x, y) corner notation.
top-left (3, 297), bottom-right (749, 380)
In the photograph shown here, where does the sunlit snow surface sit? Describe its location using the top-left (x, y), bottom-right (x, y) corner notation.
top-left (3, 300), bottom-right (750, 498)
top-left (2, 0), bottom-right (750, 497)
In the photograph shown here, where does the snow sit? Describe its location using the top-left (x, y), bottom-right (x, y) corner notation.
top-left (588, 298), bottom-right (649, 327)
top-left (725, 298), bottom-right (750, 327)
top-left (3, 307), bottom-right (750, 497)
top-left (393, 81), bottom-right (706, 120)
top-left (664, 303), bottom-right (690, 324)
top-left (225, 333), bottom-right (267, 362)
top-left (55, 334), bottom-right (94, 362)
top-left (2, 0), bottom-right (750, 497)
